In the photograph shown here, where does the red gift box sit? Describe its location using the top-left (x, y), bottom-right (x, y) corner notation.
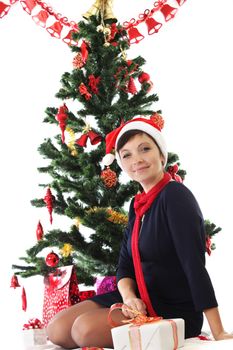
top-left (42, 265), bottom-right (80, 326)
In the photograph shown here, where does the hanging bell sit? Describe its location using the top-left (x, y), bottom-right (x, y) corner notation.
top-left (76, 133), bottom-right (89, 147)
top-left (20, 0), bottom-right (37, 15)
top-left (0, 2), bottom-right (10, 18)
top-left (63, 29), bottom-right (78, 46)
top-left (32, 10), bottom-right (49, 27)
top-left (175, 0), bottom-right (186, 5)
top-left (160, 4), bottom-right (178, 21)
top-left (127, 26), bottom-right (144, 44)
top-left (10, 274), bottom-right (21, 288)
top-left (88, 130), bottom-right (102, 145)
top-left (103, 0), bottom-right (117, 22)
top-left (145, 17), bottom-right (162, 35)
top-left (83, 0), bottom-right (101, 20)
top-left (46, 21), bottom-right (63, 39)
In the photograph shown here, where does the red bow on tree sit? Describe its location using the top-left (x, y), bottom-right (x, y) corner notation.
top-left (167, 164), bottom-right (182, 183)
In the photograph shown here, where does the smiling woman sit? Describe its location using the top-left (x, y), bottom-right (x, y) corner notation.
top-left (1, 0), bottom-right (233, 348)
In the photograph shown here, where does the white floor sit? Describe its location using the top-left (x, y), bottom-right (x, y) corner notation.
top-left (23, 338), bottom-right (233, 350)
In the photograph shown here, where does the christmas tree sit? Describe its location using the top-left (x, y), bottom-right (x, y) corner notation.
top-left (12, 9), bottom-right (220, 287)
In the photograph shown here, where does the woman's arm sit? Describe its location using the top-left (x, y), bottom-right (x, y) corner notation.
top-left (204, 307), bottom-right (233, 340)
top-left (117, 277), bottom-right (146, 318)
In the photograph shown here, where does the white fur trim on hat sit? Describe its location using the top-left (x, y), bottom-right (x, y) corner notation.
top-left (115, 120), bottom-right (167, 168)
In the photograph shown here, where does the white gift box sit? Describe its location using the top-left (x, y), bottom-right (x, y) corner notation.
top-left (23, 328), bottom-right (47, 347)
top-left (111, 318), bottom-right (184, 350)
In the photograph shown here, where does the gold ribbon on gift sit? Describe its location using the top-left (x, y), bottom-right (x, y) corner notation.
top-left (83, 0), bottom-right (117, 21)
top-left (108, 303), bottom-right (178, 350)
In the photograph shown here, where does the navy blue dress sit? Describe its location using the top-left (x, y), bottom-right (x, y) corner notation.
top-left (90, 181), bottom-right (218, 338)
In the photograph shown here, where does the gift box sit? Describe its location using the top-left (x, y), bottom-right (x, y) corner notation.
top-left (22, 318), bottom-right (47, 347)
top-left (94, 276), bottom-right (117, 295)
top-left (42, 265), bottom-right (80, 326)
top-left (23, 328), bottom-right (47, 347)
top-left (111, 318), bottom-right (185, 350)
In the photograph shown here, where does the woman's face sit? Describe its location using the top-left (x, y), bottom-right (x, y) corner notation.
top-left (119, 133), bottom-right (165, 192)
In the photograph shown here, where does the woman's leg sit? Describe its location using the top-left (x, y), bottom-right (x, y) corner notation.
top-left (71, 307), bottom-right (126, 348)
top-left (47, 300), bottom-right (103, 348)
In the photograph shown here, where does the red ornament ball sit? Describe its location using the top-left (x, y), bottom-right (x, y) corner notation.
top-left (138, 72), bottom-right (150, 83)
top-left (45, 251), bottom-right (59, 267)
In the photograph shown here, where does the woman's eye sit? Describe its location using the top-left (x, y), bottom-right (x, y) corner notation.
top-left (142, 147), bottom-right (151, 152)
top-left (122, 153), bottom-right (130, 159)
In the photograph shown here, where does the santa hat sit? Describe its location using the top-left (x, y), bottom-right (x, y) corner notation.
top-left (102, 115), bottom-right (167, 168)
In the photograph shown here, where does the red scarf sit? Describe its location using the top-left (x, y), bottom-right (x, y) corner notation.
top-left (131, 172), bottom-right (172, 317)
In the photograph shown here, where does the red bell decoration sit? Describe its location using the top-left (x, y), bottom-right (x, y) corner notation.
top-left (10, 274), bottom-right (21, 288)
top-left (32, 10), bottom-right (49, 27)
top-left (36, 220), bottom-right (44, 241)
top-left (160, 4), bottom-right (178, 21)
top-left (0, 2), bottom-right (10, 18)
top-left (63, 29), bottom-right (78, 46)
top-left (44, 187), bottom-right (54, 224)
top-left (20, 0), bottom-right (37, 14)
top-left (127, 76), bottom-right (137, 94)
top-left (175, 0), bottom-right (186, 5)
top-left (46, 21), bottom-right (63, 39)
top-left (22, 287), bottom-right (27, 312)
top-left (127, 26), bottom-right (144, 44)
top-left (88, 130), bottom-right (102, 145)
top-left (76, 133), bottom-right (89, 147)
top-left (56, 103), bottom-right (68, 143)
top-left (145, 17), bottom-right (162, 35)
top-left (45, 251), bottom-right (60, 267)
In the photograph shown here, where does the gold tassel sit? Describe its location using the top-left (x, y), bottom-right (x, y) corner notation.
top-left (83, 0), bottom-right (117, 22)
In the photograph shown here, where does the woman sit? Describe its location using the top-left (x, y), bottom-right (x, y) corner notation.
top-left (47, 116), bottom-right (233, 348)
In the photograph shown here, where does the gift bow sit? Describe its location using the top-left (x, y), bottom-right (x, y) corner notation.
top-left (108, 303), bottom-right (178, 350)
top-left (23, 318), bottom-right (44, 330)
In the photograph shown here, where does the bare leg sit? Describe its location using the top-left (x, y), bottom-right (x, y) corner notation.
top-left (71, 307), bottom-right (126, 348)
top-left (47, 300), bottom-right (103, 348)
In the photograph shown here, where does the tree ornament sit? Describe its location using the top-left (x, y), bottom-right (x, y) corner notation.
top-left (150, 113), bottom-right (164, 130)
top-left (107, 209), bottom-right (128, 225)
top-left (60, 243), bottom-right (74, 258)
top-left (138, 72), bottom-right (150, 84)
top-left (79, 83), bottom-right (92, 100)
top-left (22, 287), bottom-right (27, 311)
top-left (56, 104), bottom-right (68, 143)
top-left (66, 127), bottom-right (78, 156)
top-left (80, 41), bottom-right (89, 64)
top-left (36, 220), bottom-right (44, 241)
top-left (10, 274), bottom-right (21, 288)
top-left (43, 188), bottom-right (55, 224)
top-left (83, 0), bottom-right (117, 22)
top-left (45, 251), bottom-right (59, 267)
top-left (46, 21), bottom-right (63, 39)
top-left (88, 74), bottom-right (101, 94)
top-left (101, 167), bottom-right (117, 188)
top-left (73, 53), bottom-right (84, 69)
top-left (127, 76), bottom-right (137, 94)
top-left (167, 164), bottom-right (182, 183)
top-left (76, 124), bottom-right (102, 147)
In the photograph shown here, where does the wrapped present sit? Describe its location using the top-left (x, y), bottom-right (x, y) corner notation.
top-left (42, 265), bottom-right (80, 326)
top-left (22, 318), bottom-right (47, 346)
top-left (94, 275), bottom-right (117, 295)
top-left (110, 304), bottom-right (185, 350)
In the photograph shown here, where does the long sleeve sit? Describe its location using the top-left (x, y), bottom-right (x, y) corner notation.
top-left (164, 182), bottom-right (218, 311)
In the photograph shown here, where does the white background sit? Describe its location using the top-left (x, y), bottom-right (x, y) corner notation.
top-left (0, 0), bottom-right (233, 347)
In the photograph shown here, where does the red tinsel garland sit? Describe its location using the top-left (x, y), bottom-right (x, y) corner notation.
top-left (1, 1), bottom-right (187, 45)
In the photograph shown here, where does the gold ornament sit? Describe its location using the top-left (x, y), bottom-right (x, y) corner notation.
top-left (60, 243), bottom-right (74, 257)
top-left (83, 0), bottom-right (117, 22)
top-left (74, 217), bottom-right (81, 228)
top-left (66, 127), bottom-right (78, 156)
top-left (107, 208), bottom-right (128, 225)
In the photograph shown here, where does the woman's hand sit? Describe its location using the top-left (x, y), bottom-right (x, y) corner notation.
top-left (215, 331), bottom-right (233, 341)
top-left (122, 297), bottom-right (147, 319)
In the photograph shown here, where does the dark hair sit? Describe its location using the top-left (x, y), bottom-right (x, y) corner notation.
top-left (116, 129), bottom-right (160, 153)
